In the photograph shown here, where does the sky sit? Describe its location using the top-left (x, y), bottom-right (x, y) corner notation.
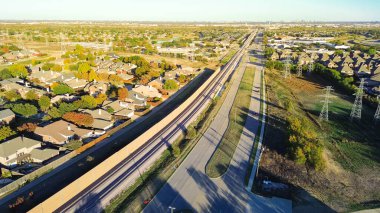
top-left (0, 0), bottom-right (379, 22)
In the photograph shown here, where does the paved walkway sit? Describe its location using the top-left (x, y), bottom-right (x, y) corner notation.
top-left (144, 35), bottom-right (291, 213)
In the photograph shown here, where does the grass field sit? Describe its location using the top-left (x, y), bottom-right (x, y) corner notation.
top-left (258, 68), bottom-right (380, 212)
top-left (220, 49), bottom-right (238, 65)
top-left (206, 65), bottom-right (255, 178)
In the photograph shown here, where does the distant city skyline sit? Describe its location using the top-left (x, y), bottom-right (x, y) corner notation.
top-left (1, 0), bottom-right (380, 22)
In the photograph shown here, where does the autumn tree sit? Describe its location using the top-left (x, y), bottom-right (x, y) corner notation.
top-left (117, 87), bottom-right (128, 101)
top-left (177, 74), bottom-right (187, 83)
top-left (95, 93), bottom-right (107, 105)
top-left (17, 122), bottom-right (37, 133)
top-left (63, 112), bottom-right (94, 127)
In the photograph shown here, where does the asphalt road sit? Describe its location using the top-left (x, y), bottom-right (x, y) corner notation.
top-left (143, 32), bottom-right (292, 213)
top-left (41, 32), bottom-right (257, 212)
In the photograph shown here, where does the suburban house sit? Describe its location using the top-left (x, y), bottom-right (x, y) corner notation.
top-left (0, 136), bottom-right (59, 167)
top-left (79, 109), bottom-right (114, 130)
top-left (64, 78), bottom-right (88, 90)
top-left (0, 79), bottom-right (46, 98)
top-left (29, 70), bottom-right (62, 85)
top-left (148, 77), bottom-right (164, 90)
top-left (50, 95), bottom-right (80, 105)
top-left (84, 82), bottom-right (108, 96)
top-left (102, 100), bottom-right (134, 118)
top-left (35, 120), bottom-right (95, 145)
top-left (0, 109), bottom-right (16, 124)
top-left (127, 90), bottom-right (147, 107)
top-left (132, 85), bottom-right (162, 98)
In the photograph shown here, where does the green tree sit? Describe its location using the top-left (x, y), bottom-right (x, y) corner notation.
top-left (81, 95), bottom-right (97, 109)
top-left (172, 144), bottom-right (181, 158)
top-left (48, 107), bottom-right (62, 118)
top-left (4, 90), bottom-right (21, 102)
top-left (9, 64), bottom-right (28, 78)
top-left (0, 126), bottom-right (16, 141)
top-left (163, 79), bottom-right (179, 90)
top-left (177, 74), bottom-right (187, 83)
top-left (52, 83), bottom-right (74, 95)
top-left (0, 69), bottom-right (12, 80)
top-left (25, 90), bottom-right (39, 101)
top-left (186, 125), bottom-right (197, 139)
top-left (38, 95), bottom-right (51, 112)
top-left (12, 103), bottom-right (38, 117)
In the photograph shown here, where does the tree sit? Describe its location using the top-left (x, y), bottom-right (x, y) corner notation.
top-left (87, 69), bottom-right (98, 81)
top-left (38, 95), bottom-right (51, 112)
top-left (0, 69), bottom-right (12, 80)
top-left (52, 83), bottom-right (74, 95)
top-left (48, 107), bottom-right (62, 118)
top-left (95, 93), bottom-right (107, 105)
top-left (172, 144), bottom-right (181, 158)
top-left (4, 90), bottom-right (21, 102)
top-left (81, 95), bottom-right (97, 109)
top-left (177, 74), bottom-right (187, 83)
top-left (0, 126), bottom-right (16, 141)
top-left (368, 48), bottom-right (377, 55)
top-left (25, 90), bottom-right (38, 101)
top-left (58, 102), bottom-right (78, 114)
top-left (11, 103), bottom-right (38, 118)
top-left (117, 88), bottom-right (128, 101)
top-left (186, 125), bottom-right (197, 139)
top-left (9, 64), bottom-right (28, 78)
top-left (51, 64), bottom-right (62, 72)
top-left (63, 112), bottom-right (94, 127)
top-left (163, 79), bottom-right (179, 90)
top-left (17, 122), bottom-right (37, 133)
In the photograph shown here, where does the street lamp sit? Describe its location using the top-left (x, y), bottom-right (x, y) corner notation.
top-left (169, 206), bottom-right (176, 213)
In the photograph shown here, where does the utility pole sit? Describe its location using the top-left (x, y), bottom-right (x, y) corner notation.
top-left (374, 96), bottom-right (380, 123)
top-left (283, 55), bottom-right (291, 78)
top-left (297, 64), bottom-right (303, 77)
top-left (350, 78), bottom-right (366, 121)
top-left (319, 86), bottom-right (334, 121)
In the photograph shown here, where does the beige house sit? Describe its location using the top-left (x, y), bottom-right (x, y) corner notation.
top-left (35, 120), bottom-right (94, 145)
top-left (0, 109), bottom-right (15, 124)
top-left (132, 85), bottom-right (162, 98)
top-left (0, 137), bottom-right (58, 167)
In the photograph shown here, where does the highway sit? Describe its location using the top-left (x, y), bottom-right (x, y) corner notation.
top-left (144, 32), bottom-right (292, 213)
top-left (29, 31), bottom-right (257, 212)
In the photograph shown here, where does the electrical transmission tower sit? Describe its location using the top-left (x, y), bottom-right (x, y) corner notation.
top-left (374, 96), bottom-right (380, 123)
top-left (350, 78), bottom-right (366, 120)
top-left (319, 86), bottom-right (334, 121)
top-left (283, 56), bottom-right (291, 78)
top-left (297, 64), bottom-right (303, 77)
top-left (308, 61), bottom-right (314, 73)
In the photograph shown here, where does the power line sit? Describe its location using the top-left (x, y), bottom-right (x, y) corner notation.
top-left (350, 78), bottom-right (366, 121)
top-left (319, 86), bottom-right (334, 121)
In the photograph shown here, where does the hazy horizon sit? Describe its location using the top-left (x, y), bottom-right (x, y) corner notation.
top-left (1, 0), bottom-right (379, 22)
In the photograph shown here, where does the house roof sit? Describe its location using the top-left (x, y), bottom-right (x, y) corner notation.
top-left (0, 109), bottom-right (15, 120)
top-left (102, 100), bottom-right (134, 117)
top-left (132, 85), bottom-right (162, 98)
top-left (0, 137), bottom-right (41, 158)
top-left (35, 120), bottom-right (92, 143)
top-left (339, 64), bottom-right (354, 75)
top-left (30, 148), bottom-right (59, 162)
